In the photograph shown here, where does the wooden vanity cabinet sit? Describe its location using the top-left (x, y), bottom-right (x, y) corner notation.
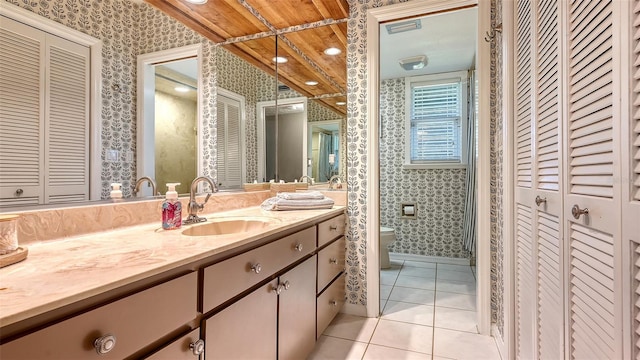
top-left (203, 257), bottom-right (317, 360)
top-left (0, 272), bottom-right (198, 360)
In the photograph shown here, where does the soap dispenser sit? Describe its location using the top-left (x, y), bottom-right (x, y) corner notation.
top-left (162, 183), bottom-right (182, 230)
top-left (110, 183), bottom-right (123, 200)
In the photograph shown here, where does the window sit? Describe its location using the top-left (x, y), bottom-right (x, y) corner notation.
top-left (405, 72), bottom-right (468, 168)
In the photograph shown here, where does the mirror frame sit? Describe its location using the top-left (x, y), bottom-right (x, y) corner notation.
top-left (256, 97), bottom-right (309, 182)
top-left (136, 44), bottom-right (204, 196)
top-left (365, 0), bottom-right (492, 335)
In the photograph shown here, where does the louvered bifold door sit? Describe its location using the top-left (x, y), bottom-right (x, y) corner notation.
top-left (513, 1), bottom-right (537, 358)
top-left (625, 1), bottom-right (640, 359)
top-left (44, 34), bottom-right (90, 204)
top-left (216, 95), bottom-right (243, 190)
top-left (0, 16), bottom-right (45, 207)
top-left (564, 0), bottom-right (623, 359)
top-left (533, 1), bottom-right (564, 359)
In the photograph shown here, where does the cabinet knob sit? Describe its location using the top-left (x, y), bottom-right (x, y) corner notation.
top-left (329, 258), bottom-right (338, 264)
top-left (329, 300), bottom-right (338, 307)
top-left (571, 205), bottom-right (589, 219)
top-left (282, 280), bottom-right (291, 290)
top-left (535, 196), bottom-right (547, 206)
top-left (94, 334), bottom-right (116, 355)
top-left (294, 243), bottom-right (304, 252)
top-left (190, 339), bottom-right (205, 356)
top-left (15, 188), bottom-right (23, 196)
top-left (250, 263), bottom-right (262, 274)
top-left (329, 225), bottom-right (338, 231)
top-left (272, 283), bottom-right (284, 295)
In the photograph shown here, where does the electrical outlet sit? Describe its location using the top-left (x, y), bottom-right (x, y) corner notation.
top-left (106, 149), bottom-right (119, 162)
top-left (125, 151), bottom-right (134, 163)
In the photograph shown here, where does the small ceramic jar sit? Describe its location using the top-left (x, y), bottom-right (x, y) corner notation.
top-left (0, 214), bottom-right (19, 255)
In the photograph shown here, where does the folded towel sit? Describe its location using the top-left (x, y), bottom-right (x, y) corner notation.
top-left (276, 191), bottom-right (325, 200)
top-left (261, 196), bottom-right (335, 211)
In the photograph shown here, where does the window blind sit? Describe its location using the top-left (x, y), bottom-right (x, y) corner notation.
top-left (410, 81), bottom-right (462, 162)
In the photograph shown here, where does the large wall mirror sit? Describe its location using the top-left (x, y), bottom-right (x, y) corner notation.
top-left (0, 0), bottom-right (348, 211)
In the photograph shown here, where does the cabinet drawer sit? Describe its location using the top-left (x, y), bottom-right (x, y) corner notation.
top-left (317, 214), bottom-right (346, 247)
top-left (317, 236), bottom-right (345, 293)
top-left (0, 272), bottom-right (197, 360)
top-left (145, 329), bottom-right (202, 359)
top-left (316, 273), bottom-right (345, 338)
top-left (203, 226), bottom-right (316, 312)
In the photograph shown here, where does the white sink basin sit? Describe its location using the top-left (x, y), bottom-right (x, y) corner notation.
top-left (181, 217), bottom-right (276, 236)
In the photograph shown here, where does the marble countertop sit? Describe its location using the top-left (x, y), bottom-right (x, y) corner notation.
top-left (0, 206), bottom-right (345, 329)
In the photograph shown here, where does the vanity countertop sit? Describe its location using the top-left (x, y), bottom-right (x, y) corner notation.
top-left (0, 206), bottom-right (345, 329)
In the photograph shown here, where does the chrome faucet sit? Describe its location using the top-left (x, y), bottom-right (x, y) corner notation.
top-left (299, 175), bottom-right (312, 184)
top-left (328, 175), bottom-right (343, 190)
top-left (134, 176), bottom-right (157, 197)
top-left (184, 176), bottom-right (218, 225)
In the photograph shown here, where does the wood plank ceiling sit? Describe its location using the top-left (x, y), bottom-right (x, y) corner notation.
top-left (144, 0), bottom-right (349, 115)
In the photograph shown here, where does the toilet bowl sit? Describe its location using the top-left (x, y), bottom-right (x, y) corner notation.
top-left (380, 226), bottom-right (396, 269)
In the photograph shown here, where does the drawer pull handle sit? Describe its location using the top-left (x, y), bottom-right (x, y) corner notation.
top-left (294, 243), bottom-right (304, 252)
top-left (190, 339), bottom-right (205, 356)
top-left (571, 205), bottom-right (589, 219)
top-left (15, 188), bottom-right (23, 196)
top-left (329, 225), bottom-right (338, 231)
top-left (329, 300), bottom-right (338, 307)
top-left (535, 196), bottom-right (547, 206)
top-left (94, 334), bottom-right (116, 355)
top-left (329, 258), bottom-right (338, 264)
top-left (282, 280), bottom-right (291, 290)
top-left (250, 263), bottom-right (262, 274)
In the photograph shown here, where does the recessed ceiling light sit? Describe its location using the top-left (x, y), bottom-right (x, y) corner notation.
top-left (272, 56), bottom-right (288, 63)
top-left (185, 0), bottom-right (208, 4)
top-left (399, 55), bottom-right (427, 70)
top-left (324, 47), bottom-right (341, 56)
top-left (175, 86), bottom-right (189, 93)
top-left (305, 80), bottom-right (319, 86)
top-left (336, 101), bottom-right (346, 106)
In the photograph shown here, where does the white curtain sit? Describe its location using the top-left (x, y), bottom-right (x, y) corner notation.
top-left (462, 70), bottom-right (477, 254)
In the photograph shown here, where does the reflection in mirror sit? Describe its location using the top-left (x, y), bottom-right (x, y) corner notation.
top-left (137, 45), bottom-right (202, 198)
top-left (308, 120), bottom-right (341, 183)
top-left (257, 98), bottom-right (308, 183)
top-left (153, 59), bottom-right (198, 196)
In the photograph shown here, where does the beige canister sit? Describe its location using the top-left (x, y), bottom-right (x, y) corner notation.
top-left (0, 214), bottom-right (19, 255)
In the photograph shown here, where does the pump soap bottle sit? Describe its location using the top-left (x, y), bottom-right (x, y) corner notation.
top-left (162, 183), bottom-right (182, 230)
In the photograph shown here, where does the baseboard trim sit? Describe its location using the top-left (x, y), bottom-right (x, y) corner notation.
top-left (340, 303), bottom-right (369, 317)
top-left (389, 253), bottom-right (471, 266)
top-left (492, 324), bottom-right (506, 360)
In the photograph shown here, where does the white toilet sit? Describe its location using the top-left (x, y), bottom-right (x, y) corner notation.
top-left (380, 226), bottom-right (396, 269)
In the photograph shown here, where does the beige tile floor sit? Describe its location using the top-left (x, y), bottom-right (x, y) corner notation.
top-left (308, 256), bottom-right (502, 360)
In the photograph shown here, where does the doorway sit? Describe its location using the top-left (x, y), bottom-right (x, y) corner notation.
top-left (365, 0), bottom-right (492, 336)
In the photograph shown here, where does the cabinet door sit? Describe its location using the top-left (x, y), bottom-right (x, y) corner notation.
top-left (278, 256), bottom-right (317, 360)
top-left (204, 280), bottom-right (278, 360)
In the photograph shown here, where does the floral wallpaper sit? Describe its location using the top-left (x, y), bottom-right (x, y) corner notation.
top-left (379, 78), bottom-right (469, 258)
top-left (490, 0), bottom-right (505, 340)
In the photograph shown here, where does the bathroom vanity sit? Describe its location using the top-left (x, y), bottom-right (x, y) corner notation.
top-left (0, 206), bottom-right (346, 359)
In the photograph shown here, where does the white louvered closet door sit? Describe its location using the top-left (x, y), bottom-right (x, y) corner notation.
top-left (564, 0), bottom-right (623, 359)
top-left (216, 94), bottom-right (243, 190)
top-left (45, 34), bottom-right (90, 204)
top-left (513, 1), bottom-right (537, 358)
top-left (625, 1), bottom-right (640, 359)
top-left (513, 0), bottom-right (564, 359)
top-left (0, 17), bottom-right (45, 207)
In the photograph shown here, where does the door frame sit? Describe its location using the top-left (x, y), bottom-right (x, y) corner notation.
top-left (136, 44), bottom-right (203, 196)
top-left (365, 0), bottom-right (492, 336)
